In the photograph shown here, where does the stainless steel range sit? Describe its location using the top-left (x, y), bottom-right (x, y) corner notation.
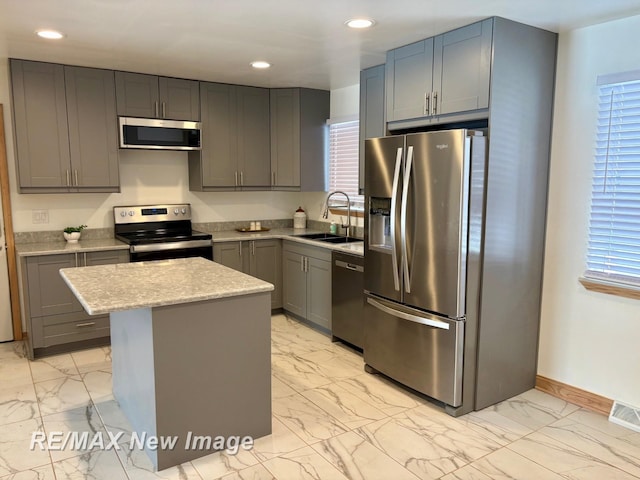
top-left (114, 204), bottom-right (213, 262)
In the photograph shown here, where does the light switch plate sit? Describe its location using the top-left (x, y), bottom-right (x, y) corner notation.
top-left (32, 209), bottom-right (49, 224)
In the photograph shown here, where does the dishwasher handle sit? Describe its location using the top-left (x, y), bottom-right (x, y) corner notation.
top-left (335, 260), bottom-right (364, 273)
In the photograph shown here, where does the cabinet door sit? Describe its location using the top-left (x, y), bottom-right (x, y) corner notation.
top-left (250, 240), bottom-right (282, 309)
top-left (115, 71), bottom-right (160, 118)
top-left (26, 254), bottom-right (83, 317)
top-left (270, 89), bottom-right (300, 188)
top-left (306, 257), bottom-right (332, 330)
top-left (237, 86), bottom-right (271, 188)
top-left (158, 77), bottom-right (200, 121)
top-left (199, 82), bottom-right (238, 187)
top-left (213, 242), bottom-right (245, 272)
top-left (433, 19), bottom-right (493, 116)
top-left (65, 66), bottom-right (120, 190)
top-left (282, 249), bottom-right (306, 317)
top-left (359, 65), bottom-right (386, 194)
top-left (10, 60), bottom-right (70, 190)
top-left (385, 39), bottom-right (434, 122)
top-left (84, 249), bottom-right (129, 266)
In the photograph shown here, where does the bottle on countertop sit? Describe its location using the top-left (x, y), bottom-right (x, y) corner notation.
top-left (329, 222), bottom-right (337, 234)
top-left (293, 206), bottom-right (307, 229)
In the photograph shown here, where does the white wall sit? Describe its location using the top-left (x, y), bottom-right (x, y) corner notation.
top-left (539, 14), bottom-right (640, 407)
top-left (0, 58), bottom-right (305, 231)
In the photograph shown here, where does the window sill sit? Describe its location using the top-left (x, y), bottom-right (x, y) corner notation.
top-left (328, 207), bottom-right (364, 218)
top-left (579, 277), bottom-right (640, 300)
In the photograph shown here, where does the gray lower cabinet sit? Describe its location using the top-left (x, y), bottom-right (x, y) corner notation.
top-left (21, 249), bottom-right (129, 358)
top-left (115, 71), bottom-right (200, 121)
top-left (10, 59), bottom-right (120, 193)
top-left (385, 18), bottom-right (493, 125)
top-left (359, 64), bottom-right (386, 194)
top-left (270, 88), bottom-right (329, 191)
top-left (189, 83), bottom-right (270, 191)
top-left (282, 241), bottom-right (331, 330)
top-left (213, 239), bottom-right (282, 309)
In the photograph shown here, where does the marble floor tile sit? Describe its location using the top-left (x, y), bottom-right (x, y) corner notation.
top-left (52, 449), bottom-right (128, 480)
top-left (29, 354), bottom-right (79, 383)
top-left (312, 431), bottom-right (421, 480)
top-left (0, 383), bottom-right (39, 427)
top-left (566, 408), bottom-right (640, 447)
top-left (508, 431), bottom-right (640, 479)
top-left (115, 443), bottom-right (203, 479)
top-left (440, 464), bottom-right (493, 480)
top-left (0, 464), bottom-right (56, 480)
top-left (191, 448), bottom-right (259, 479)
top-left (489, 388), bottom-right (580, 431)
top-left (92, 399), bottom-right (134, 446)
top-left (458, 406), bottom-right (534, 446)
top-left (462, 446), bottom-right (564, 479)
top-left (262, 446), bottom-right (349, 480)
top-left (538, 416), bottom-right (640, 477)
top-left (0, 358), bottom-right (33, 390)
top-left (271, 353), bottom-right (333, 391)
top-left (273, 393), bottom-right (349, 444)
top-left (0, 418), bottom-right (50, 476)
top-left (337, 373), bottom-right (424, 416)
top-left (81, 370), bottom-right (113, 403)
top-left (41, 404), bottom-right (107, 462)
top-left (0, 341), bottom-right (26, 361)
top-left (356, 405), bottom-right (503, 479)
top-left (251, 418), bottom-right (307, 462)
top-left (220, 464), bottom-right (276, 480)
top-left (270, 377), bottom-right (297, 399)
top-left (298, 348), bottom-right (364, 379)
top-left (300, 383), bottom-right (387, 430)
top-left (34, 376), bottom-right (91, 416)
top-left (70, 347), bottom-right (111, 374)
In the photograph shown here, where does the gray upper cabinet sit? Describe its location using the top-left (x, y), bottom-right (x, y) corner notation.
top-left (359, 64), bottom-right (386, 194)
top-left (270, 88), bottom-right (329, 191)
top-left (115, 72), bottom-right (199, 121)
top-left (10, 59), bottom-right (120, 193)
top-left (189, 83), bottom-right (270, 191)
top-left (385, 19), bottom-right (493, 125)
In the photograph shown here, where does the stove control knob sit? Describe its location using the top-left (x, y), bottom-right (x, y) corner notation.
top-left (174, 209), bottom-right (179, 215)
top-left (128, 210), bottom-right (135, 216)
top-left (120, 211), bottom-right (127, 217)
top-left (181, 208), bottom-right (187, 215)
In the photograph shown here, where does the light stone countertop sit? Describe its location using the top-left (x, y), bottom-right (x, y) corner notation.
top-left (15, 238), bottom-right (129, 256)
top-left (59, 257), bottom-right (274, 315)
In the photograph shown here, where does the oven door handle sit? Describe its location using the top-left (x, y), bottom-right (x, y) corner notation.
top-left (130, 240), bottom-right (213, 253)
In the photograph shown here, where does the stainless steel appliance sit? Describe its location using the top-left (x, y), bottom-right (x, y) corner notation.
top-left (118, 117), bottom-right (201, 151)
top-left (114, 204), bottom-right (213, 262)
top-left (331, 251), bottom-right (364, 349)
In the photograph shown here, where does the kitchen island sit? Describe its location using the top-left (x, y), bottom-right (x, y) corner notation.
top-left (59, 257), bottom-right (273, 471)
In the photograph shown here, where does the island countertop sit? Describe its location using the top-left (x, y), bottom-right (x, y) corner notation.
top-left (59, 257), bottom-right (274, 315)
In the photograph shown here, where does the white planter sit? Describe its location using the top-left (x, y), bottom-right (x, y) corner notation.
top-left (63, 232), bottom-right (81, 243)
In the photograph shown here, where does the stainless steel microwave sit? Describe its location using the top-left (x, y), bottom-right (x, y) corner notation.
top-left (118, 117), bottom-right (201, 151)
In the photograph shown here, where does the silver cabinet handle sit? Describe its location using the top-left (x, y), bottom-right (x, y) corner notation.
top-left (401, 145), bottom-right (413, 293)
top-left (251, 241), bottom-right (255, 256)
top-left (240, 171), bottom-right (244, 186)
top-left (390, 147), bottom-right (402, 291)
top-left (66, 170), bottom-right (70, 187)
top-left (74, 169), bottom-right (79, 186)
top-left (424, 92), bottom-right (430, 116)
top-left (272, 171), bottom-right (276, 185)
top-left (432, 91), bottom-right (438, 115)
top-left (154, 101), bottom-right (159, 118)
top-left (239, 241), bottom-right (242, 258)
top-left (76, 322), bottom-right (96, 328)
top-left (83, 252), bottom-right (87, 266)
top-left (300, 255), bottom-right (304, 272)
top-left (367, 297), bottom-right (450, 330)
top-left (162, 102), bottom-right (166, 118)
top-left (235, 171), bottom-right (238, 187)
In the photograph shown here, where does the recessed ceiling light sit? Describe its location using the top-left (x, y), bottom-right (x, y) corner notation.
top-left (345, 18), bottom-right (375, 29)
top-left (36, 30), bottom-right (64, 40)
top-left (250, 61), bottom-right (271, 69)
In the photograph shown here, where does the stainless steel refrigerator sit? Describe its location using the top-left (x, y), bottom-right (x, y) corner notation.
top-left (364, 129), bottom-right (486, 413)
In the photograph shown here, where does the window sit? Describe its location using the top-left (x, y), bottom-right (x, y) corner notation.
top-left (585, 71), bottom-right (640, 287)
top-left (327, 119), bottom-right (363, 207)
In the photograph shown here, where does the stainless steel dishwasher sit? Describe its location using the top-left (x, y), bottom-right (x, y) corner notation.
top-left (332, 251), bottom-right (364, 349)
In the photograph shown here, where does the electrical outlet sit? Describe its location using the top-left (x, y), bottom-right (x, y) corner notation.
top-left (32, 209), bottom-right (49, 224)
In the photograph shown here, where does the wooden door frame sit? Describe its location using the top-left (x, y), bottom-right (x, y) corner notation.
top-left (0, 104), bottom-right (22, 340)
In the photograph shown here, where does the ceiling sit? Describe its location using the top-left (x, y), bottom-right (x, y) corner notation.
top-left (1, 0), bottom-right (639, 91)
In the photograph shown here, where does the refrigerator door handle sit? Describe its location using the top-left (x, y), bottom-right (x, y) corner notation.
top-left (367, 297), bottom-right (450, 330)
top-left (401, 145), bottom-right (413, 293)
top-left (390, 147), bottom-right (403, 291)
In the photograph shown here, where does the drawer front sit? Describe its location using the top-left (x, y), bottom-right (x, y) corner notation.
top-left (41, 314), bottom-right (110, 347)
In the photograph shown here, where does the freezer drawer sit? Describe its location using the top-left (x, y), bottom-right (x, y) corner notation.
top-left (363, 294), bottom-right (464, 407)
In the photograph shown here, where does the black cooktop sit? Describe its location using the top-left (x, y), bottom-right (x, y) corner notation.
top-left (115, 229), bottom-right (212, 246)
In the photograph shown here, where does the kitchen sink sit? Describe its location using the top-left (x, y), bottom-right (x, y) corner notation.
top-left (317, 236), bottom-right (362, 244)
top-left (294, 233), bottom-right (341, 240)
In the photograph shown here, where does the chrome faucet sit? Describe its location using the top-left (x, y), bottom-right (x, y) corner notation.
top-left (323, 191), bottom-right (351, 238)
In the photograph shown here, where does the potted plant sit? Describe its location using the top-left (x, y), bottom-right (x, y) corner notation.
top-left (63, 225), bottom-right (87, 243)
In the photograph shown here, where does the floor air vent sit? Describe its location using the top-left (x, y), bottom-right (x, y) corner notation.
top-left (609, 400), bottom-right (640, 433)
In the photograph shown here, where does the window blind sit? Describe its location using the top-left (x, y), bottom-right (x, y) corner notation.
top-left (586, 76), bottom-right (640, 285)
top-left (328, 120), bottom-right (363, 206)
